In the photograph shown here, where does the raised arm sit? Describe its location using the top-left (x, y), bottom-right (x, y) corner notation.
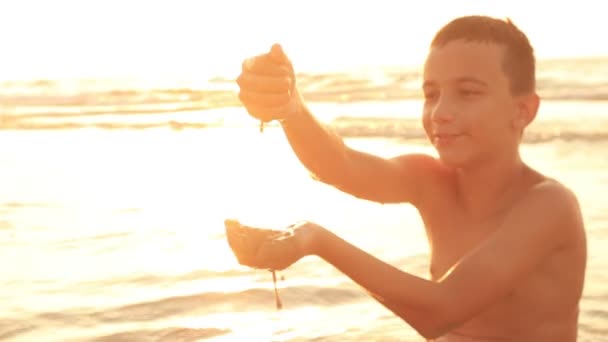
top-left (280, 98), bottom-right (440, 205)
top-left (237, 44), bottom-right (441, 206)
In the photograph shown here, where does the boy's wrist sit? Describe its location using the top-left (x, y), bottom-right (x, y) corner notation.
top-left (278, 89), bottom-right (305, 125)
top-left (297, 222), bottom-right (326, 257)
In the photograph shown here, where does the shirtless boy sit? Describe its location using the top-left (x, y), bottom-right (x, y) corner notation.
top-left (231, 15), bottom-right (587, 341)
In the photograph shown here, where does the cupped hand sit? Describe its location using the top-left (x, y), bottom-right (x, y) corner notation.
top-left (224, 219), bottom-right (319, 271)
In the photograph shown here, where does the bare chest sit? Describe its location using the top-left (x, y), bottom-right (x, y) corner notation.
top-left (424, 211), bottom-right (502, 280)
top-left (418, 199), bottom-right (583, 336)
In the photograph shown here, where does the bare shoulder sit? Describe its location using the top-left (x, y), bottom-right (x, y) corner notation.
top-left (389, 153), bottom-right (452, 206)
top-left (524, 177), bottom-right (581, 217)
top-left (526, 177), bottom-right (578, 204)
top-left (390, 153), bottom-right (452, 183)
top-left (385, 153), bottom-right (456, 209)
top-left (515, 175), bottom-right (585, 245)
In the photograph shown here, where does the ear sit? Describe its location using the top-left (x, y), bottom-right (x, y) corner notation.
top-left (512, 92), bottom-right (539, 130)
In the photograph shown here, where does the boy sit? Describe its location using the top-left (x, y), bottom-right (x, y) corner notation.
top-left (231, 15), bottom-right (587, 341)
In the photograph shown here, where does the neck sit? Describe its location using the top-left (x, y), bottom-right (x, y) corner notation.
top-left (454, 150), bottom-right (526, 220)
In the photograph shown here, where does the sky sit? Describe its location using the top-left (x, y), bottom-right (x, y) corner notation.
top-left (0, 0), bottom-right (606, 80)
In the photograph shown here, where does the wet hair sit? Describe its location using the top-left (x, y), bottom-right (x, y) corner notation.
top-left (431, 15), bottom-right (535, 95)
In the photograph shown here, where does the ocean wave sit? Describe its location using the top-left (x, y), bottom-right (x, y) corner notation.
top-left (0, 202), bottom-right (53, 208)
top-left (0, 220), bottom-right (13, 230)
top-left (0, 319), bottom-right (35, 340)
top-left (32, 285), bottom-right (364, 327)
top-left (0, 120), bottom-right (213, 131)
top-left (1, 57), bottom-right (607, 121)
top-left (328, 116), bottom-right (608, 144)
top-left (3, 115), bottom-right (607, 144)
top-left (4, 83), bottom-right (605, 119)
top-left (88, 327), bottom-right (230, 342)
top-left (89, 285), bottom-right (362, 322)
top-left (335, 125), bottom-right (608, 144)
top-left (80, 269), bottom-right (255, 288)
top-left (2, 84), bottom-right (606, 123)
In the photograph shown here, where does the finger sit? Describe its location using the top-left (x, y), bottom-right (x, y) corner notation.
top-left (269, 43), bottom-right (292, 67)
top-left (238, 89), bottom-right (291, 108)
top-left (268, 44), bottom-right (296, 88)
top-left (224, 219), bottom-right (243, 253)
top-left (225, 220), bottom-right (261, 267)
top-left (241, 226), bottom-right (284, 242)
top-left (241, 103), bottom-right (292, 122)
top-left (242, 55), bottom-right (292, 77)
top-left (273, 231), bottom-right (295, 240)
top-left (237, 73), bottom-right (292, 94)
top-left (227, 235), bottom-right (255, 266)
top-left (227, 234), bottom-right (255, 267)
top-left (224, 218), bottom-right (241, 232)
top-left (286, 220), bottom-right (308, 231)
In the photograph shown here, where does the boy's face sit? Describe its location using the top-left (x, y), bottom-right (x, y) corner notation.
top-left (421, 40), bottom-right (526, 168)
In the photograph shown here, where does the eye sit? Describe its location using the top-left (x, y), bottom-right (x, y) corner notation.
top-left (424, 91), bottom-right (439, 101)
top-left (459, 89), bottom-right (481, 97)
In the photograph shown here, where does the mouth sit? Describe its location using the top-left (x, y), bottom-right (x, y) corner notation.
top-left (433, 132), bottom-right (460, 138)
top-left (432, 133), bottom-right (463, 145)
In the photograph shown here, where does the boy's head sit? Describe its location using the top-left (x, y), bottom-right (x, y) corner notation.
top-left (431, 15), bottom-right (536, 96)
top-left (422, 15), bottom-right (540, 168)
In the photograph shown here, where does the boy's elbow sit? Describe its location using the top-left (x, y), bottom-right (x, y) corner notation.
top-left (408, 289), bottom-right (459, 340)
top-left (415, 324), bottom-right (450, 341)
top-left (412, 313), bottom-right (454, 340)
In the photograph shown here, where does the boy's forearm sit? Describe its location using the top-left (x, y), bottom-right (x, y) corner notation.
top-left (310, 225), bottom-right (448, 337)
top-left (279, 98), bottom-right (349, 185)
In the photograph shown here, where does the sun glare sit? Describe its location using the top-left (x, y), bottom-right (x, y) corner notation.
top-left (0, 0), bottom-right (605, 81)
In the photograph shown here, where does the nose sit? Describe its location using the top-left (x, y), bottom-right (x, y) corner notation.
top-left (429, 98), bottom-right (454, 124)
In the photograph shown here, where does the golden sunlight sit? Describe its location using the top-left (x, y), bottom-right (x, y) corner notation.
top-left (2, 2), bottom-right (607, 341)
top-left (0, 0), bottom-right (605, 80)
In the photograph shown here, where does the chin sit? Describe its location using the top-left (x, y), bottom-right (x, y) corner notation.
top-left (437, 151), bottom-right (473, 169)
